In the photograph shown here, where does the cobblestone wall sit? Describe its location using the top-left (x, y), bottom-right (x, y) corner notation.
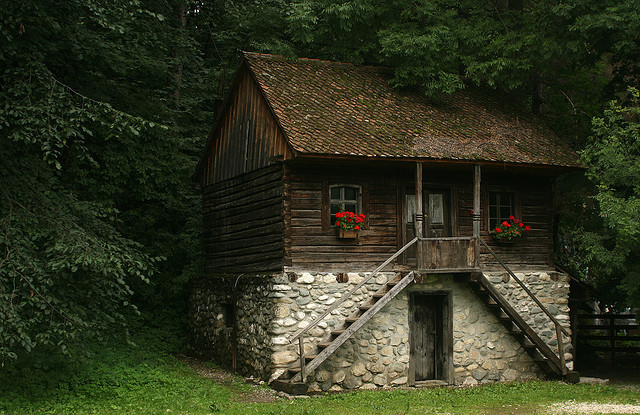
top-left (190, 270), bottom-right (570, 390)
top-left (189, 274), bottom-right (277, 379)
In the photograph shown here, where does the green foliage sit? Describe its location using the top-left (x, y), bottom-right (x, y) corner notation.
top-left (576, 88), bottom-right (640, 307)
top-left (0, 326), bottom-right (234, 415)
top-left (1, 327), bottom-right (638, 415)
top-left (0, 0), bottom-right (205, 362)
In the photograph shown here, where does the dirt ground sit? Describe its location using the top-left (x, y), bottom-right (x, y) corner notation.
top-left (577, 353), bottom-right (640, 387)
top-left (177, 355), bottom-right (284, 403)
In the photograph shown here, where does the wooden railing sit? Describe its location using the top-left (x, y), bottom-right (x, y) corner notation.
top-left (418, 236), bottom-right (477, 271)
top-left (478, 238), bottom-right (571, 375)
top-left (288, 237), bottom-right (419, 380)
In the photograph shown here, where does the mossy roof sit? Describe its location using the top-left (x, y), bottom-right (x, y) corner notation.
top-left (244, 52), bottom-right (580, 167)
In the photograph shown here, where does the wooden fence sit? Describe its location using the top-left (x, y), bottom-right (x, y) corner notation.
top-left (577, 313), bottom-right (640, 366)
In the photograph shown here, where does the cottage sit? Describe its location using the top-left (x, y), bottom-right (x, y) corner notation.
top-left (190, 52), bottom-right (580, 394)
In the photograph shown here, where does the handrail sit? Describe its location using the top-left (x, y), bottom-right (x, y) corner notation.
top-left (479, 237), bottom-right (570, 375)
top-left (418, 236), bottom-right (476, 241)
top-left (478, 237), bottom-right (570, 337)
top-left (289, 237), bottom-right (419, 343)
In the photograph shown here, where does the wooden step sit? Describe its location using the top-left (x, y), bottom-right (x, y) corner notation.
top-left (305, 354), bottom-right (318, 361)
top-left (317, 342), bottom-right (332, 349)
top-left (359, 304), bottom-right (373, 311)
top-left (500, 316), bottom-right (513, 324)
top-left (271, 379), bottom-right (308, 395)
top-left (510, 327), bottom-right (523, 335)
top-left (345, 317), bottom-right (358, 324)
top-left (487, 302), bottom-right (501, 310)
top-left (331, 329), bottom-right (345, 336)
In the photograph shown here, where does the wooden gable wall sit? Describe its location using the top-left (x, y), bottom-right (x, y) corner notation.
top-left (199, 65), bottom-right (292, 187)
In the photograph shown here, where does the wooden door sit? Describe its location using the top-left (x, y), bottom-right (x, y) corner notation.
top-left (409, 293), bottom-right (451, 382)
top-left (405, 188), bottom-right (451, 260)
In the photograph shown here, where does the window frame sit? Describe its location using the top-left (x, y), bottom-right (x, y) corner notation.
top-left (322, 181), bottom-right (368, 230)
top-left (484, 188), bottom-right (521, 231)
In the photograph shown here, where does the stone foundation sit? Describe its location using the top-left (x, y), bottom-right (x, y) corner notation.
top-left (190, 269), bottom-right (572, 390)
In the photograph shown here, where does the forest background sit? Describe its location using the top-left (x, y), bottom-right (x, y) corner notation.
top-left (1, 0), bottom-right (639, 369)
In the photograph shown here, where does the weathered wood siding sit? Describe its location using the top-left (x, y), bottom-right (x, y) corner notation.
top-left (203, 164), bottom-right (284, 273)
top-left (284, 162), bottom-right (403, 271)
top-left (283, 162), bottom-right (555, 272)
top-left (479, 173), bottom-right (555, 270)
top-left (200, 65), bottom-right (293, 187)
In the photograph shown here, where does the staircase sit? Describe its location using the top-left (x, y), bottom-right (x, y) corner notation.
top-left (270, 236), bottom-right (575, 395)
top-left (470, 238), bottom-right (575, 379)
top-left (272, 271), bottom-right (416, 395)
top-left (466, 272), bottom-right (567, 376)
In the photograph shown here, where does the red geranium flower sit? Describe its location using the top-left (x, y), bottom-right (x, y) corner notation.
top-left (334, 211), bottom-right (366, 231)
top-left (492, 217), bottom-right (531, 241)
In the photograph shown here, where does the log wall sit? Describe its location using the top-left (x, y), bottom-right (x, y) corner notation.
top-left (283, 162), bottom-right (555, 272)
top-left (202, 164), bottom-right (284, 273)
top-left (284, 162), bottom-right (404, 271)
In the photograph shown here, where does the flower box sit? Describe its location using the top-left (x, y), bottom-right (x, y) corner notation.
top-left (338, 229), bottom-right (359, 239)
top-left (495, 238), bottom-right (516, 245)
top-left (335, 211), bottom-right (365, 239)
top-left (491, 216), bottom-right (530, 243)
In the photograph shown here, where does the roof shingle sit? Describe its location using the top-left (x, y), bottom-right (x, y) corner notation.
top-left (244, 52), bottom-right (580, 167)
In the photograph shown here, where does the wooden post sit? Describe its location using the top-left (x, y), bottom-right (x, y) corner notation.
top-left (415, 162), bottom-right (424, 269)
top-left (609, 314), bottom-right (615, 367)
top-left (556, 324), bottom-right (567, 375)
top-left (298, 337), bottom-right (305, 382)
top-left (473, 165), bottom-right (481, 267)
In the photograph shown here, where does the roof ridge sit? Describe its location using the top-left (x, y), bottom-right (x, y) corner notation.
top-left (241, 51), bottom-right (384, 71)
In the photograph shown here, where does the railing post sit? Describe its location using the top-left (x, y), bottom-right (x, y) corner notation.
top-left (556, 324), bottom-right (566, 375)
top-left (473, 164), bottom-right (481, 268)
top-left (415, 162), bottom-right (424, 269)
top-left (298, 337), bottom-right (305, 382)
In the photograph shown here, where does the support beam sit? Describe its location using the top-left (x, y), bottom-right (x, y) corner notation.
top-left (415, 162), bottom-right (424, 268)
top-left (473, 164), bottom-right (481, 267)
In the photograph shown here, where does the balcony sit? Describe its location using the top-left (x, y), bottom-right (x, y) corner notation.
top-left (416, 237), bottom-right (478, 272)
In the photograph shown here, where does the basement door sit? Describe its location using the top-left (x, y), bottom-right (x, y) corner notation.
top-left (409, 293), bottom-right (452, 383)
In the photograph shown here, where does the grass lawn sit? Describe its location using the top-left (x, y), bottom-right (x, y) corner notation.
top-left (1, 329), bottom-right (638, 415)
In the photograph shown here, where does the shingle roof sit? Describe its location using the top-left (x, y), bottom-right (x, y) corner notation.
top-left (244, 52), bottom-right (580, 167)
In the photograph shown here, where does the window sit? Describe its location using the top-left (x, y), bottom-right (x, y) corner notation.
top-left (489, 191), bottom-right (514, 229)
top-left (329, 185), bottom-right (361, 225)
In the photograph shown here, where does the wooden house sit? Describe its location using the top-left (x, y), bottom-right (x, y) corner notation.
top-left (190, 52), bottom-right (581, 394)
